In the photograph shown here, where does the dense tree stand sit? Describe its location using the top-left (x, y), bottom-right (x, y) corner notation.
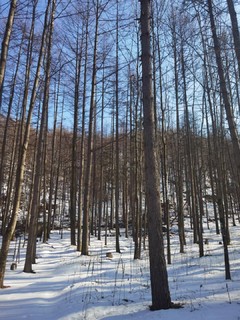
top-left (1, 0), bottom-right (240, 301)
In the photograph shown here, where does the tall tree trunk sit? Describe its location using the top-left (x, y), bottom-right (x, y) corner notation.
top-left (199, 11), bottom-right (220, 235)
top-left (170, 8), bottom-right (185, 252)
top-left (0, 0), bottom-right (17, 103)
top-left (115, 0), bottom-right (121, 253)
top-left (24, 0), bottom-right (55, 273)
top-left (226, 0), bottom-right (240, 80)
top-left (0, 34), bottom-right (23, 208)
top-left (207, 0), bottom-right (240, 175)
top-left (139, 0), bottom-right (172, 310)
top-left (47, 75), bottom-right (60, 238)
top-left (180, 42), bottom-right (198, 244)
top-left (0, 0), bottom-right (46, 287)
top-left (77, 3), bottom-right (89, 252)
top-left (82, 0), bottom-right (99, 255)
top-left (70, 31), bottom-right (83, 246)
top-left (52, 106), bottom-right (64, 230)
top-left (97, 58), bottom-right (105, 241)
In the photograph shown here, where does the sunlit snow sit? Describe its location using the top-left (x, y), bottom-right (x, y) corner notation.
top-left (1, 218), bottom-right (240, 319)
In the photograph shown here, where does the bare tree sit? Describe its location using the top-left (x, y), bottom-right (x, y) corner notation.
top-left (0, 0), bottom-right (43, 287)
top-left (24, 0), bottom-right (56, 273)
top-left (169, 5), bottom-right (185, 253)
top-left (139, 0), bottom-right (172, 310)
top-left (207, 0), bottom-right (240, 177)
top-left (0, 0), bottom-right (17, 101)
top-left (226, 0), bottom-right (240, 80)
top-left (82, 0), bottom-right (99, 256)
top-left (69, 25), bottom-right (84, 246)
top-left (77, 3), bottom-right (90, 251)
top-left (115, 0), bottom-right (121, 253)
top-left (0, 33), bottom-right (23, 218)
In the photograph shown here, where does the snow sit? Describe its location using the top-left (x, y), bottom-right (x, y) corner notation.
top-left (1, 221), bottom-right (240, 320)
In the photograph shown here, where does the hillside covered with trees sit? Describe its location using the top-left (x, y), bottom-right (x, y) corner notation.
top-left (0, 0), bottom-right (240, 313)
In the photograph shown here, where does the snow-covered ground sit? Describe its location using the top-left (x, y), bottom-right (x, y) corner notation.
top-left (1, 220), bottom-right (240, 320)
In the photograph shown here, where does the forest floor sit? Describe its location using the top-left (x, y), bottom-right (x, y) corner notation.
top-left (1, 216), bottom-right (240, 319)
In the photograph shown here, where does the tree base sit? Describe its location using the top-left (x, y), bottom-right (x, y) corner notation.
top-left (23, 270), bottom-right (36, 274)
top-left (149, 302), bottom-right (184, 311)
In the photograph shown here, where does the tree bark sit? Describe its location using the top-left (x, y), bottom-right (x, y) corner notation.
top-left (0, 0), bottom-right (41, 287)
top-left (115, 0), bottom-right (121, 254)
top-left (0, 0), bottom-right (17, 96)
top-left (226, 0), bottom-right (240, 80)
top-left (170, 8), bottom-right (185, 252)
top-left (207, 0), bottom-right (240, 175)
top-left (139, 0), bottom-right (172, 310)
top-left (81, 0), bottom-right (99, 255)
top-left (70, 30), bottom-right (83, 246)
top-left (24, 0), bottom-right (55, 273)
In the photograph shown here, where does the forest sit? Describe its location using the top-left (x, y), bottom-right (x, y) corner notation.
top-left (0, 0), bottom-right (240, 314)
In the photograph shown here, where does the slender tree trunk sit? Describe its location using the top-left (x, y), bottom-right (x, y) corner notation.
top-left (77, 3), bottom-right (89, 252)
top-left (226, 0), bottom-right (240, 80)
top-left (52, 106), bottom-right (64, 230)
top-left (139, 0), bottom-right (172, 310)
top-left (0, 0), bottom-right (46, 287)
top-left (206, 0), bottom-right (235, 279)
top-left (180, 42), bottom-right (198, 244)
top-left (199, 12), bottom-right (220, 235)
top-left (0, 35), bottom-right (23, 209)
top-left (70, 32), bottom-right (83, 246)
top-left (0, 0), bottom-right (17, 102)
top-left (47, 75), bottom-right (60, 238)
top-left (170, 9), bottom-right (185, 252)
top-left (123, 83), bottom-right (129, 238)
top-left (97, 59), bottom-right (105, 241)
top-left (24, 0), bottom-right (55, 273)
top-left (82, 0), bottom-right (99, 255)
top-left (158, 47), bottom-right (171, 263)
top-left (1, 105), bottom-right (20, 236)
top-left (115, 0), bottom-right (121, 253)
top-left (207, 0), bottom-right (240, 175)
